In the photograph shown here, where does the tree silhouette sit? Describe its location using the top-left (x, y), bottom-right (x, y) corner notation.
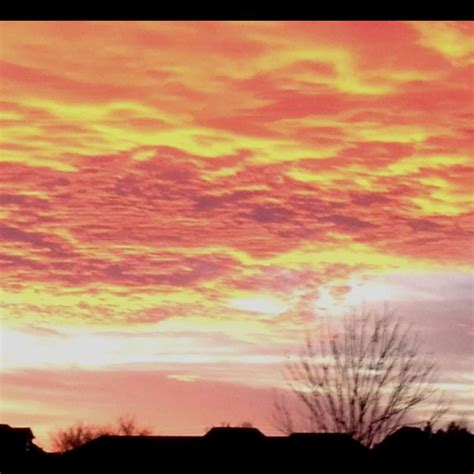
top-left (114, 415), bottom-right (152, 436)
top-left (445, 419), bottom-right (470, 434)
top-left (273, 308), bottom-right (447, 447)
top-left (51, 415), bottom-right (152, 452)
top-left (51, 422), bottom-right (107, 452)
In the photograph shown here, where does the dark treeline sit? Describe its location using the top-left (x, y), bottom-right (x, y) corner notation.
top-left (1, 422), bottom-right (473, 473)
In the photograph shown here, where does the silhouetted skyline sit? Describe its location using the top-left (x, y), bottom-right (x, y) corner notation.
top-left (1, 423), bottom-right (473, 473)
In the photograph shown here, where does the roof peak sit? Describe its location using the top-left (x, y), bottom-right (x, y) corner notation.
top-left (204, 427), bottom-right (265, 438)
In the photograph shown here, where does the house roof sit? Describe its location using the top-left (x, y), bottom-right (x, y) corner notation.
top-left (64, 426), bottom-right (368, 458)
top-left (0, 424), bottom-right (34, 439)
top-left (204, 426), bottom-right (265, 440)
top-left (59, 427), bottom-right (369, 473)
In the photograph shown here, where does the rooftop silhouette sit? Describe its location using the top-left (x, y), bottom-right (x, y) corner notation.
top-left (1, 424), bottom-right (473, 473)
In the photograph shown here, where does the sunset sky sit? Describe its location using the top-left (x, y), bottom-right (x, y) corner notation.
top-left (0, 21), bottom-right (473, 449)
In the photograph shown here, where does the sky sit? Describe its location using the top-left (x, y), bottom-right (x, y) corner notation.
top-left (0, 21), bottom-right (473, 449)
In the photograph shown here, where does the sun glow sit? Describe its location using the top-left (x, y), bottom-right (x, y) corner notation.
top-left (228, 295), bottom-right (288, 315)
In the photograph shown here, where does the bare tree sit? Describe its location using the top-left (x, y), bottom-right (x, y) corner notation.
top-left (272, 390), bottom-right (295, 435)
top-left (51, 415), bottom-right (152, 452)
top-left (115, 415), bottom-right (152, 436)
top-left (51, 422), bottom-right (108, 452)
top-left (273, 308), bottom-right (447, 447)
